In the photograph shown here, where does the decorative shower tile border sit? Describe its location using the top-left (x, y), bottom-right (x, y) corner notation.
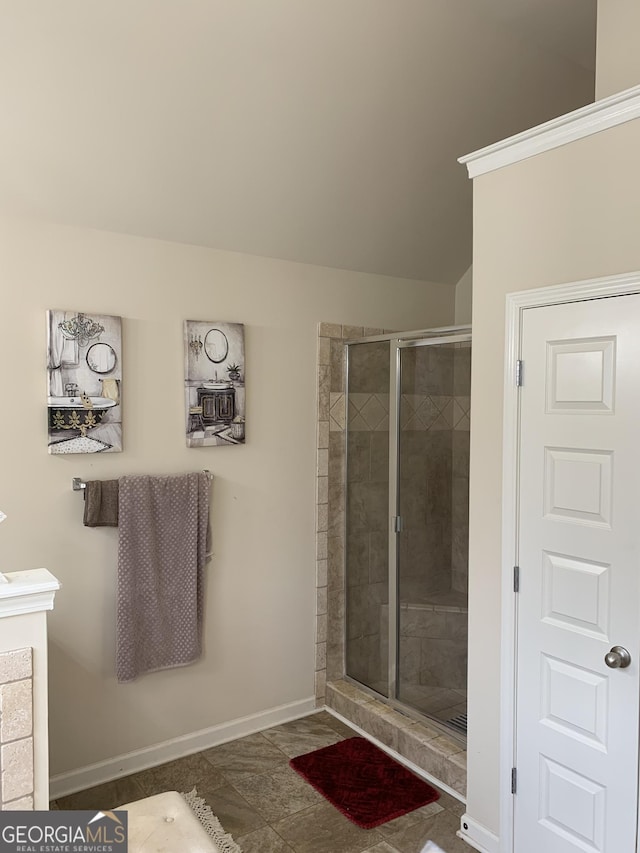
top-left (350, 394), bottom-right (389, 432)
top-left (328, 393), bottom-right (470, 431)
top-left (329, 393), bottom-right (345, 431)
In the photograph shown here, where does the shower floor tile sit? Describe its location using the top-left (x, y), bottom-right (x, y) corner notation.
top-left (51, 712), bottom-right (467, 853)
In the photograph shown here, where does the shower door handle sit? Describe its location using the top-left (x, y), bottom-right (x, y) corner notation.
top-left (392, 516), bottom-right (403, 534)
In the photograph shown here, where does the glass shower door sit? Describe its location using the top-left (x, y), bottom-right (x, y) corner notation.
top-left (395, 339), bottom-right (470, 729)
top-left (345, 340), bottom-right (390, 697)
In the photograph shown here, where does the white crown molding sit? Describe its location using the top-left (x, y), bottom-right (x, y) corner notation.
top-left (0, 569), bottom-right (60, 618)
top-left (459, 83), bottom-right (640, 179)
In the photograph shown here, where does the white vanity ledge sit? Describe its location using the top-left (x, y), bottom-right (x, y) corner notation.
top-left (459, 82), bottom-right (640, 179)
top-left (0, 570), bottom-right (60, 618)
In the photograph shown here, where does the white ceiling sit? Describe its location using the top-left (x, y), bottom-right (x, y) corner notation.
top-left (0, 1), bottom-right (596, 284)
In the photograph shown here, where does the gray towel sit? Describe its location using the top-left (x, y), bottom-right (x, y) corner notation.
top-left (116, 472), bottom-right (212, 683)
top-left (83, 480), bottom-right (119, 527)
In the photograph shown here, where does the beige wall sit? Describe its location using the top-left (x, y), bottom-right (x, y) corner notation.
top-left (467, 118), bottom-right (640, 832)
top-left (596, 0), bottom-right (640, 98)
top-left (0, 216), bottom-right (453, 777)
top-left (454, 265), bottom-right (472, 325)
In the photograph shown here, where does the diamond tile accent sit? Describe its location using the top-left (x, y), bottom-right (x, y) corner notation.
top-left (403, 414), bottom-right (424, 431)
top-left (330, 394), bottom-right (345, 431)
top-left (431, 413), bottom-right (451, 431)
top-left (416, 397), bottom-right (440, 429)
top-left (451, 399), bottom-right (466, 428)
top-left (348, 393), bottom-right (371, 412)
top-left (348, 413), bottom-right (369, 431)
top-left (402, 394), bottom-right (424, 413)
top-left (361, 396), bottom-right (387, 430)
top-left (455, 395), bottom-right (470, 415)
top-left (439, 400), bottom-right (455, 427)
top-left (430, 396), bottom-right (450, 413)
top-left (400, 395), bottom-right (454, 431)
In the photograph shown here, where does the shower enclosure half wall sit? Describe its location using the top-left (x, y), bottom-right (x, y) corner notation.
top-left (344, 327), bottom-right (470, 738)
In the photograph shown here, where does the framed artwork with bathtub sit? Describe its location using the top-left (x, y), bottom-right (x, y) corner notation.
top-left (184, 320), bottom-right (246, 447)
top-left (47, 310), bottom-right (123, 454)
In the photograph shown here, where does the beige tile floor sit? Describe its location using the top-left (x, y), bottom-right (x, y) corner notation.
top-left (51, 712), bottom-right (471, 853)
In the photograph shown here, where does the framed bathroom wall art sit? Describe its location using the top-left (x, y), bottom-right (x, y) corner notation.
top-left (47, 310), bottom-right (123, 454)
top-left (184, 320), bottom-right (245, 447)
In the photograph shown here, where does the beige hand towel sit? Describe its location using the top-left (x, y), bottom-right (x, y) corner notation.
top-left (100, 378), bottom-right (120, 403)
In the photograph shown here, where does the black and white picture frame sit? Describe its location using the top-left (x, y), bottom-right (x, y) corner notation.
top-left (184, 320), bottom-right (245, 447)
top-left (47, 310), bottom-right (122, 454)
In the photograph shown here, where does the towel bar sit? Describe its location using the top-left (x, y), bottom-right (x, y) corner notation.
top-left (73, 471), bottom-right (211, 491)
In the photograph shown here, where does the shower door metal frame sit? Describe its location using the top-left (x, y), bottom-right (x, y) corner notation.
top-left (344, 325), bottom-right (471, 732)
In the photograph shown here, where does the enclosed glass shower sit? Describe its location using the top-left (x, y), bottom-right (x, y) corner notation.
top-left (345, 327), bottom-right (470, 737)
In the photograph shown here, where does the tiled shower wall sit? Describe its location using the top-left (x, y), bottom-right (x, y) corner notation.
top-left (342, 340), bottom-right (391, 694)
top-left (451, 345), bottom-right (471, 595)
top-left (398, 343), bottom-right (470, 604)
top-left (315, 328), bottom-right (470, 699)
top-left (315, 323), bottom-right (383, 704)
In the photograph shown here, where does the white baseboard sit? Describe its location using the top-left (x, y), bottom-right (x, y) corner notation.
top-left (458, 814), bottom-right (500, 853)
top-left (323, 706), bottom-right (466, 805)
top-left (50, 696), bottom-right (317, 800)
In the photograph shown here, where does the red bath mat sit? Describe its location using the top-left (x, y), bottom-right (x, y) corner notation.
top-left (289, 736), bottom-right (440, 828)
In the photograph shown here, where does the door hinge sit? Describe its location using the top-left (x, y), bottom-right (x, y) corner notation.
top-left (511, 767), bottom-right (517, 794)
top-left (514, 565), bottom-right (520, 593)
top-left (515, 360), bottom-right (523, 386)
top-left (392, 516), bottom-right (403, 534)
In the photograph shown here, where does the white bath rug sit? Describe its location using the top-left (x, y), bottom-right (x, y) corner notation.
top-left (48, 436), bottom-right (111, 454)
top-left (181, 789), bottom-right (242, 853)
top-left (421, 843), bottom-right (446, 853)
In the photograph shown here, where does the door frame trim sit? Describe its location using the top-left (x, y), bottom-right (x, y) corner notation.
top-left (500, 270), bottom-right (640, 853)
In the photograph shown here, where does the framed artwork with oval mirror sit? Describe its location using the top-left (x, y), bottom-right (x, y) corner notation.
top-left (184, 320), bottom-right (245, 447)
top-left (46, 309), bottom-right (122, 454)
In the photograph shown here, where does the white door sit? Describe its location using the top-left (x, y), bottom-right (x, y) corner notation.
top-left (515, 294), bottom-right (640, 853)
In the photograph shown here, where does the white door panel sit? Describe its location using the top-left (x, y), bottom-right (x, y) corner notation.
top-left (515, 295), bottom-right (640, 853)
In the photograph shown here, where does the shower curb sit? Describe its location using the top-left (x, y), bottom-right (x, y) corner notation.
top-left (325, 679), bottom-right (466, 798)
